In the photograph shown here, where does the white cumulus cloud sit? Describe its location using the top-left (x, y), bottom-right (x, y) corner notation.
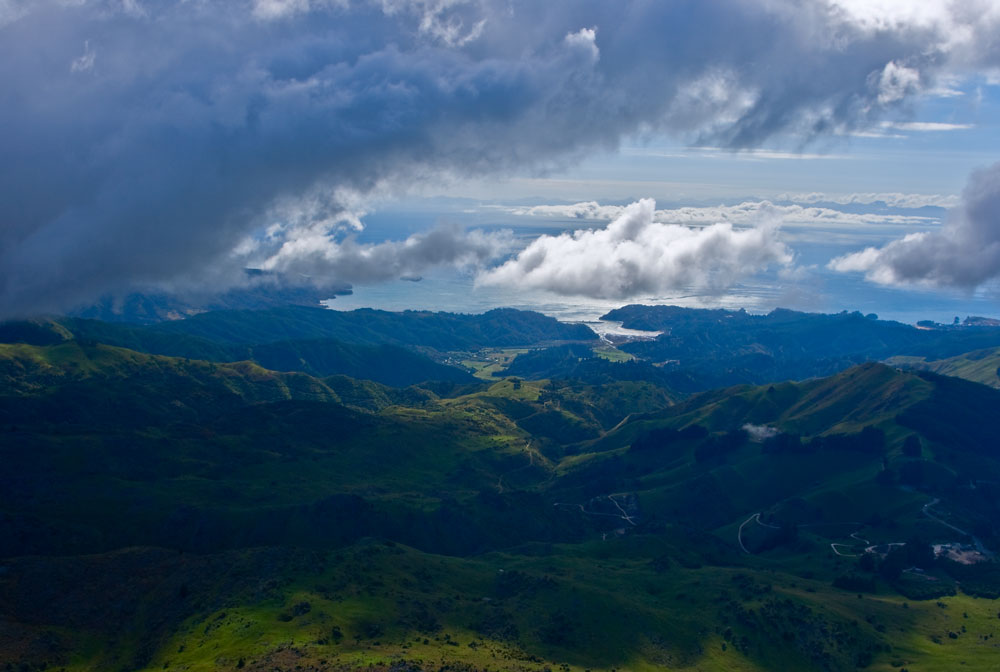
top-left (478, 199), bottom-right (792, 299)
top-left (828, 162), bottom-right (1000, 289)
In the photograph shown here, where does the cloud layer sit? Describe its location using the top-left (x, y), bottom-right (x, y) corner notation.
top-left (829, 162), bottom-right (1000, 289)
top-left (478, 199), bottom-right (792, 299)
top-left (1, 0), bottom-right (999, 316)
top-left (775, 192), bottom-right (959, 209)
top-left (257, 222), bottom-right (510, 281)
top-left (505, 201), bottom-right (939, 228)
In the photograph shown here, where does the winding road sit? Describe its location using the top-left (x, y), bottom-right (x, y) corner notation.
top-left (823, 497), bottom-right (992, 560)
top-left (554, 493), bottom-right (639, 527)
top-left (496, 442), bottom-right (534, 494)
top-left (830, 543), bottom-right (860, 557)
top-left (737, 497), bottom-right (994, 560)
top-left (922, 498), bottom-right (992, 557)
top-left (737, 513), bottom-right (780, 554)
top-left (608, 494), bottom-right (637, 526)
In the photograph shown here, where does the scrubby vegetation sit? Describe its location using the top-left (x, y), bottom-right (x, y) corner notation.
top-left (3, 306), bottom-right (1000, 671)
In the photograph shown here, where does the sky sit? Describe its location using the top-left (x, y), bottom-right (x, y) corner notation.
top-left (3, 0), bottom-right (1000, 323)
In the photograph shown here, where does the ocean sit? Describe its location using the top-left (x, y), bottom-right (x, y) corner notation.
top-left (328, 207), bottom-right (1000, 326)
top-left (324, 262), bottom-right (1000, 327)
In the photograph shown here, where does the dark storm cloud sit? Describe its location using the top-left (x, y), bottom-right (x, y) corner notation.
top-left (830, 162), bottom-right (1000, 289)
top-left (0, 0), bottom-right (995, 316)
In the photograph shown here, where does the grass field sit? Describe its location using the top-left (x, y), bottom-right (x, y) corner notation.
top-left (592, 345), bottom-right (635, 363)
top-left (460, 348), bottom-right (533, 379)
top-left (23, 537), bottom-right (997, 672)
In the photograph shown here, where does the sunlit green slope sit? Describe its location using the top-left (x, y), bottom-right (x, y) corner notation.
top-left (3, 342), bottom-right (1000, 672)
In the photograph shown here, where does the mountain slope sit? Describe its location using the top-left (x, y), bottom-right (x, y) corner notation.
top-left (5, 318), bottom-right (476, 387)
top-left (247, 338), bottom-right (474, 385)
top-left (560, 363), bottom-right (1000, 557)
top-left (0, 340), bottom-right (341, 406)
top-left (3, 340), bottom-right (1000, 672)
top-left (134, 305), bottom-right (597, 348)
top-left (603, 305), bottom-right (1000, 391)
top-left (888, 346), bottom-right (1000, 389)
top-left (45, 306), bottom-right (598, 386)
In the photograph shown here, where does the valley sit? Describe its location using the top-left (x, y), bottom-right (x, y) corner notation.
top-left (2, 306), bottom-right (1000, 671)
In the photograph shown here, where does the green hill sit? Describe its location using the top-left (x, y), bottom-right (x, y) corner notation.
top-left (111, 305), bottom-right (597, 348)
top-left (887, 346), bottom-right (1000, 389)
top-left (0, 340), bottom-right (342, 405)
top-left (2, 339), bottom-right (1000, 672)
top-left (603, 305), bottom-right (1000, 391)
top-left (27, 306), bottom-right (598, 386)
top-left (2, 317), bottom-right (478, 388)
top-left (247, 338), bottom-right (475, 386)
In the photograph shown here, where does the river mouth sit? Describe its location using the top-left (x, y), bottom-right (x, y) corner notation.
top-left (576, 319), bottom-right (662, 344)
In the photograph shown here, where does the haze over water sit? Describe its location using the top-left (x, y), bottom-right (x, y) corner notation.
top-left (327, 224), bottom-right (1000, 327)
top-left (326, 264), bottom-right (1000, 327)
